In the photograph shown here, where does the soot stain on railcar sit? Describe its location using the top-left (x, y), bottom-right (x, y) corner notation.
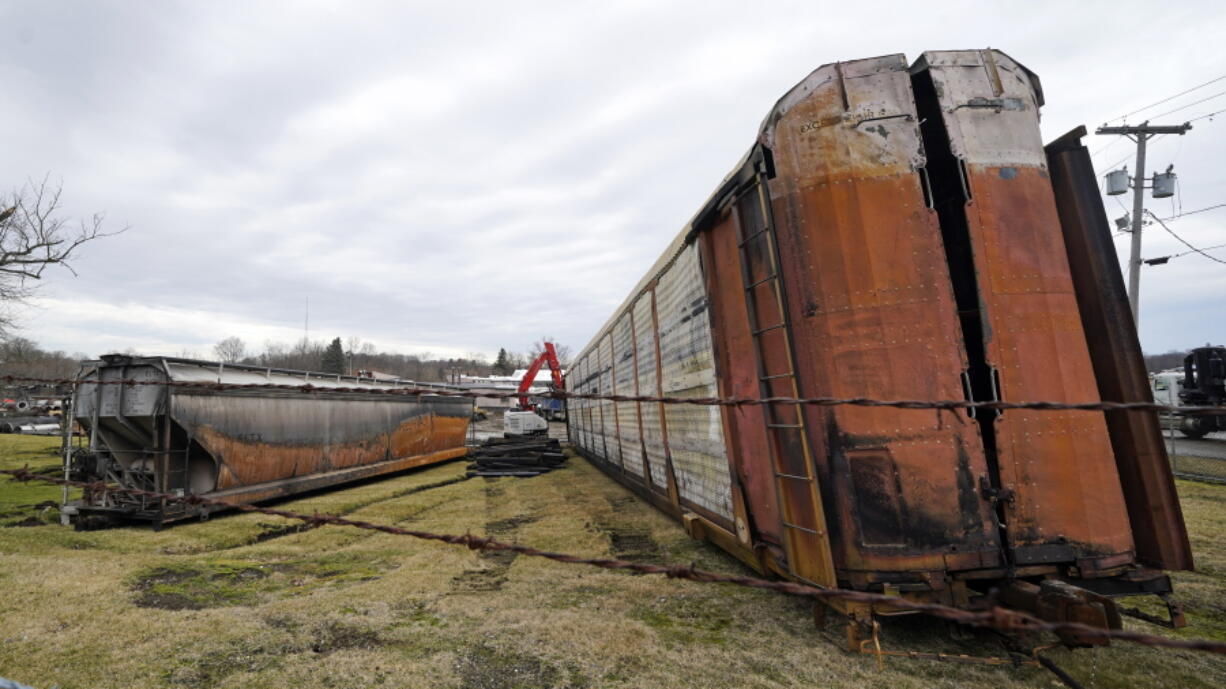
top-left (825, 417), bottom-right (979, 551)
top-left (954, 442), bottom-right (989, 539)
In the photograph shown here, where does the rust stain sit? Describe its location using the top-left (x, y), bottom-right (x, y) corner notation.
top-left (766, 59), bottom-right (1000, 577)
top-left (700, 209), bottom-right (781, 545)
top-left (964, 163), bottom-right (1134, 562)
top-left (198, 413), bottom-right (467, 491)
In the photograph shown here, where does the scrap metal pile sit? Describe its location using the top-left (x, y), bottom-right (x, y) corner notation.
top-left (466, 437), bottom-right (566, 477)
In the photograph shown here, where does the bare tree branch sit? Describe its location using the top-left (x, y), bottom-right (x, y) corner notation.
top-left (0, 176), bottom-right (125, 334)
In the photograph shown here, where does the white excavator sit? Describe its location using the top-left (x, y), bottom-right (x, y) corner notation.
top-left (502, 342), bottom-right (564, 437)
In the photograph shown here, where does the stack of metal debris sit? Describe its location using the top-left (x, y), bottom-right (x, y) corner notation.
top-left (466, 437), bottom-right (566, 477)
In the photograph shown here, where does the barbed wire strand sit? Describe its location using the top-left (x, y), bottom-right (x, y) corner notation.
top-left (2, 467), bottom-right (1223, 657)
top-left (4, 374), bottom-right (1225, 416)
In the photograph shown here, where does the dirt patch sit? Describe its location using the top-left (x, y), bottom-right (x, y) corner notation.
top-left (132, 563), bottom-right (269, 610)
top-left (164, 638), bottom-right (298, 687)
top-left (131, 553), bottom-right (393, 610)
top-left (455, 643), bottom-right (588, 689)
top-left (607, 496), bottom-right (637, 510)
top-left (590, 516), bottom-right (659, 564)
top-left (450, 550), bottom-right (517, 593)
top-left (5, 515), bottom-right (47, 527)
top-left (309, 618), bottom-right (382, 653)
top-left (486, 514), bottom-right (539, 535)
top-left (606, 527), bottom-right (658, 562)
top-left (449, 513), bottom-right (540, 593)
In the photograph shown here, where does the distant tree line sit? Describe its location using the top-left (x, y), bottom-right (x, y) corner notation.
top-left (207, 335), bottom-right (571, 382)
top-left (0, 336), bottom-right (87, 379)
top-left (0, 332), bottom-right (572, 386)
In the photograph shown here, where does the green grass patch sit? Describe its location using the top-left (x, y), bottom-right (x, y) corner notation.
top-left (0, 433), bottom-right (75, 523)
top-left (631, 593), bottom-right (733, 646)
top-left (128, 552), bottom-right (396, 610)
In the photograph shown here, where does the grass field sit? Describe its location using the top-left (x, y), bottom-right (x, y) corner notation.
top-left (1, 435), bottom-right (1224, 689)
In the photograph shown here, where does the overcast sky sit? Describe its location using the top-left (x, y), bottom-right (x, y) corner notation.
top-left (1, 1), bottom-right (1224, 362)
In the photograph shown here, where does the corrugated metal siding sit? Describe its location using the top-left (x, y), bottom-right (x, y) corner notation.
top-left (633, 293), bottom-right (670, 489)
top-left (598, 334), bottom-right (620, 469)
top-left (576, 353), bottom-right (590, 451)
top-left (613, 313), bottom-right (645, 478)
top-left (654, 245), bottom-right (733, 520)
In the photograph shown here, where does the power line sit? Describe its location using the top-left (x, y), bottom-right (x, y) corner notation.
top-left (1100, 135), bottom-right (1167, 173)
top-left (1149, 89), bottom-right (1226, 120)
top-left (1160, 202), bottom-right (1226, 221)
top-left (1105, 73), bottom-right (1226, 123)
top-left (1175, 242), bottom-right (1226, 257)
top-left (1145, 243), bottom-right (1226, 265)
top-left (1189, 107), bottom-right (1226, 123)
top-left (1145, 209), bottom-right (1226, 265)
top-left (1090, 135), bottom-right (1123, 159)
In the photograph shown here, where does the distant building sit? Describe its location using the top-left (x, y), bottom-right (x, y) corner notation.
top-left (458, 368), bottom-right (566, 409)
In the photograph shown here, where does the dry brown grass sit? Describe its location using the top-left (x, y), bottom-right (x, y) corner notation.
top-left (1, 435), bottom-right (1224, 688)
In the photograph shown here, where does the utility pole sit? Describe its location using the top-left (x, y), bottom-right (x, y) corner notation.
top-left (1095, 121), bottom-right (1192, 329)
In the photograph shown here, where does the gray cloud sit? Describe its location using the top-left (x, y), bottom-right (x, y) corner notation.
top-left (2, 0), bottom-right (1224, 361)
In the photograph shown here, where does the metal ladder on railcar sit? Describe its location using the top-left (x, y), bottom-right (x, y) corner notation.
top-left (733, 178), bottom-right (836, 588)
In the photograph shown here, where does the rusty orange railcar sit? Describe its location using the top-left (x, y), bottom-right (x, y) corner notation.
top-left (65, 355), bottom-right (472, 528)
top-left (566, 49), bottom-right (1191, 643)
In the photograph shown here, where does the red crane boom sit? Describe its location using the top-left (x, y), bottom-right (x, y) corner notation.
top-left (516, 342), bottom-right (563, 409)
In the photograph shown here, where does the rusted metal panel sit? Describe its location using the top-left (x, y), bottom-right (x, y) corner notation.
top-left (171, 393), bottom-right (467, 490)
top-left (633, 292), bottom-right (670, 490)
top-left (612, 312), bottom-right (646, 479)
top-left (698, 208), bottom-right (782, 545)
top-left (1045, 127), bottom-right (1193, 571)
top-left (915, 50), bottom-right (1135, 570)
top-left (765, 54), bottom-right (1001, 579)
top-left (655, 244), bottom-right (733, 521)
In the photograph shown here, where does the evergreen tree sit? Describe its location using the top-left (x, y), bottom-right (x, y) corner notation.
top-left (493, 347), bottom-right (511, 375)
top-left (321, 337), bottom-right (346, 374)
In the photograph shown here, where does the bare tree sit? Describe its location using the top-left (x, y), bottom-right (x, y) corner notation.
top-left (213, 336), bottom-right (246, 363)
top-left (0, 176), bottom-right (122, 334)
top-left (530, 336), bottom-right (571, 367)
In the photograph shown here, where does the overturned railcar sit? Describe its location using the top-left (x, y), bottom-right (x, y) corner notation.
top-left (566, 49), bottom-right (1192, 641)
top-left (65, 355), bottom-right (471, 527)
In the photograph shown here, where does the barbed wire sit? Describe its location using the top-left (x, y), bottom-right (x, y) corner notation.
top-left (3, 374), bottom-right (1224, 416)
top-left (3, 466), bottom-right (1223, 657)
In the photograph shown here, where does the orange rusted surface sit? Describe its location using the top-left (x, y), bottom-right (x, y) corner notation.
top-left (699, 210), bottom-right (781, 546)
top-left (963, 163), bottom-right (1134, 565)
top-left (199, 412), bottom-right (468, 490)
top-left (915, 48), bottom-right (1135, 568)
top-left (764, 55), bottom-right (1000, 578)
top-left (209, 446), bottom-right (471, 505)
